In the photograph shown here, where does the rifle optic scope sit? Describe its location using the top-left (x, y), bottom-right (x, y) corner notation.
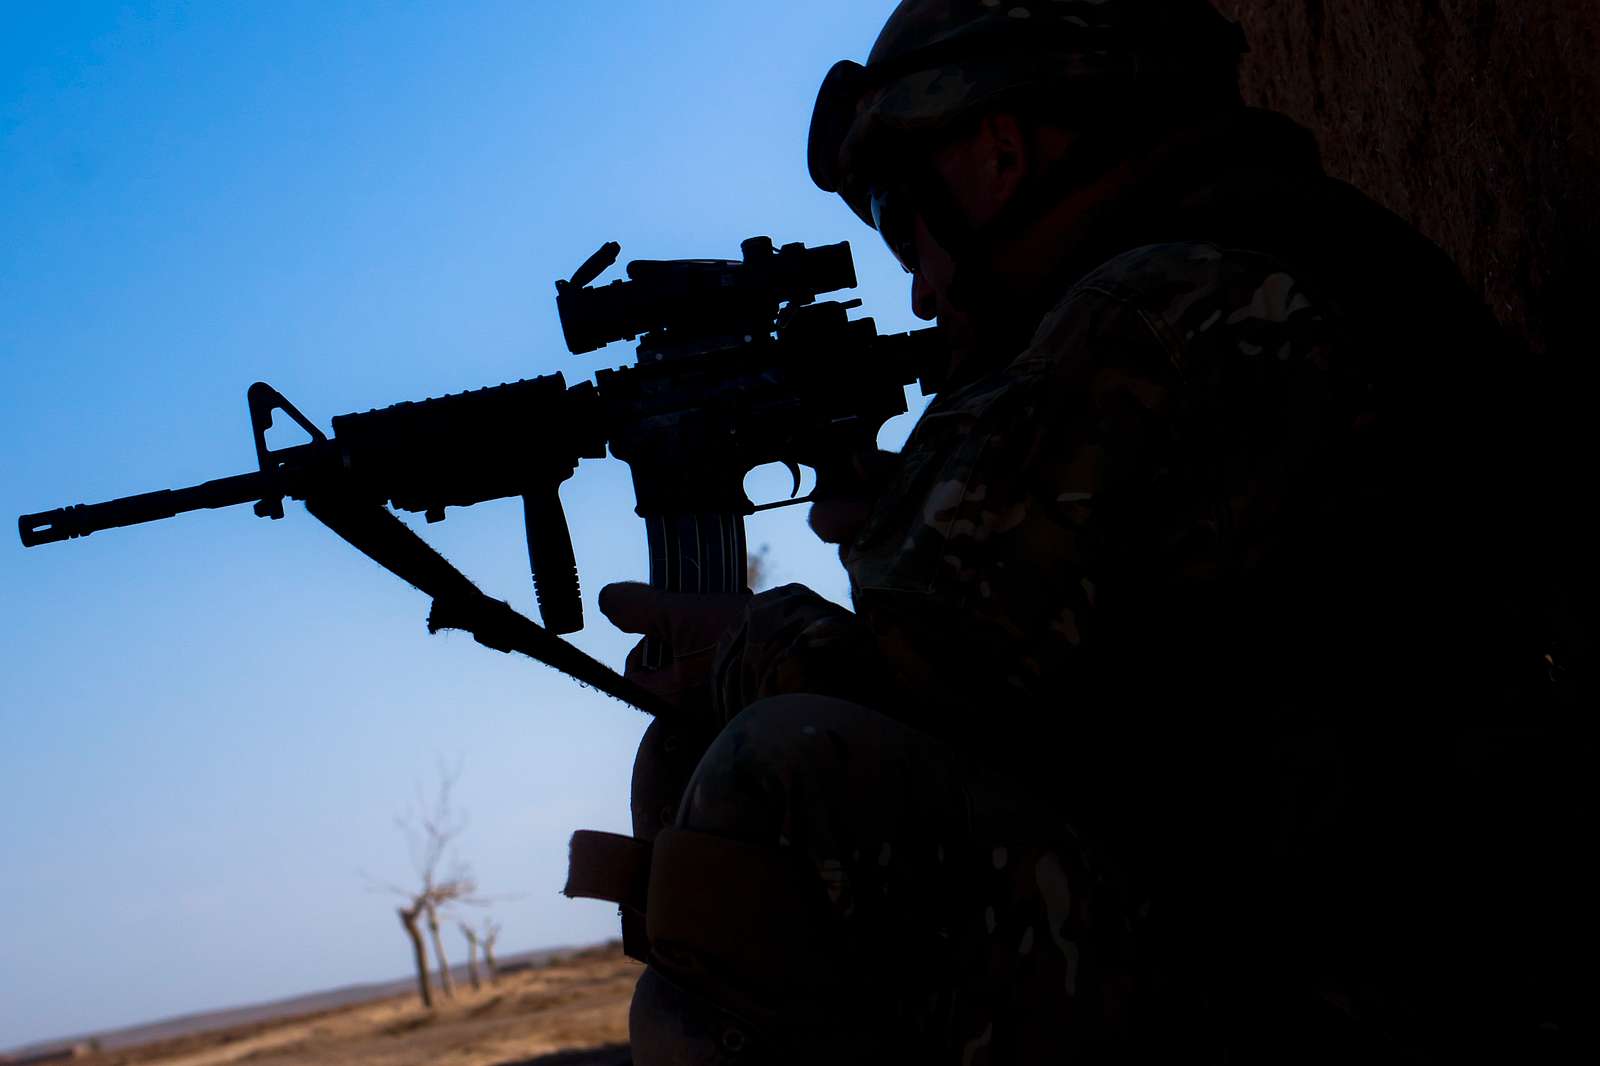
top-left (556, 236), bottom-right (857, 355)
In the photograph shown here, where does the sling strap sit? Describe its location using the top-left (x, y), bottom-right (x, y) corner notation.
top-left (564, 830), bottom-right (654, 912)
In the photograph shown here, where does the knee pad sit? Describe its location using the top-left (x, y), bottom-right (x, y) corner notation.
top-left (633, 717), bottom-right (716, 843)
top-left (567, 824), bottom-right (833, 990)
top-left (645, 826), bottom-right (832, 991)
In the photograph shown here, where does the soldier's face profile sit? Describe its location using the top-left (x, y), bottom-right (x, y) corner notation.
top-left (908, 214), bottom-right (951, 321)
top-left (894, 112), bottom-right (1060, 372)
top-left (906, 212), bottom-right (984, 371)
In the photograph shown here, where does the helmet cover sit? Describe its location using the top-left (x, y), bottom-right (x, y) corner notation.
top-left (809, 0), bottom-right (1247, 227)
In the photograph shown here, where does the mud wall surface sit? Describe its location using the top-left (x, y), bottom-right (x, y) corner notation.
top-left (1212, 1), bottom-right (1596, 610)
top-left (1215, 0), bottom-right (1599, 362)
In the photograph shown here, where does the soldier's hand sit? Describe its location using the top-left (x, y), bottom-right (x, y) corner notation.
top-left (810, 448), bottom-right (898, 546)
top-left (598, 582), bottom-right (750, 710)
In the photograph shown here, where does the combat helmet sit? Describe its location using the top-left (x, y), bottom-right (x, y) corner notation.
top-left (809, 0), bottom-right (1248, 252)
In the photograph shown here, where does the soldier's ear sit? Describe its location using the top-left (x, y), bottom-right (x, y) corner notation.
top-left (975, 112), bottom-right (1031, 207)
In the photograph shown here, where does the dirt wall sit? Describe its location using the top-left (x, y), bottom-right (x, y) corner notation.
top-left (1212, 0), bottom-right (1597, 619)
top-left (1215, 0), bottom-right (1600, 362)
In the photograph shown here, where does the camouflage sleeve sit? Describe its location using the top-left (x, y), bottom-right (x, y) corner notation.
top-left (837, 241), bottom-right (1361, 742)
top-left (711, 242), bottom-right (1361, 741)
top-left (712, 583), bottom-right (891, 720)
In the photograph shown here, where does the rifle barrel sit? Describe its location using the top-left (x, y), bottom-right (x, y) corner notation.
top-left (19, 471), bottom-right (272, 547)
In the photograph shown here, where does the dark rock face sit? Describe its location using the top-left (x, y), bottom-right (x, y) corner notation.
top-left (1217, 0), bottom-right (1599, 362)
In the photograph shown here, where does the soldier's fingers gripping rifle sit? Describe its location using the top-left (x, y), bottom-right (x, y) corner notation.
top-left (18, 237), bottom-right (943, 714)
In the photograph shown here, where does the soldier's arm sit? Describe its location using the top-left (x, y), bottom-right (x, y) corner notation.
top-left (711, 244), bottom-right (1356, 737)
top-left (713, 583), bottom-right (891, 718)
top-left (856, 243), bottom-right (1356, 736)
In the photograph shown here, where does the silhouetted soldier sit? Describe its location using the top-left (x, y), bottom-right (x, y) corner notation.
top-left (594, 1), bottom-right (1570, 1060)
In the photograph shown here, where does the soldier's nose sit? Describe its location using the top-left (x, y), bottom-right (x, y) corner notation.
top-left (911, 270), bottom-right (937, 321)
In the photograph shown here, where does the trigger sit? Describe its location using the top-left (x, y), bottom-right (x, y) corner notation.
top-left (784, 461), bottom-right (803, 499)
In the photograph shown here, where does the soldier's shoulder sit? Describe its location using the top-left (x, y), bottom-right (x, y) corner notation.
top-left (1024, 241), bottom-right (1335, 373)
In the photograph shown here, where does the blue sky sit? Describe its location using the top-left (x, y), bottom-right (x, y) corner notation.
top-left (0, 1), bottom-right (925, 1050)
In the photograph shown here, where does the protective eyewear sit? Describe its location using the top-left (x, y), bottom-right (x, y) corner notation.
top-left (869, 184), bottom-right (920, 274)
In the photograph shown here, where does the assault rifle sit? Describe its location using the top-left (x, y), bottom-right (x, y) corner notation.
top-left (18, 237), bottom-right (943, 714)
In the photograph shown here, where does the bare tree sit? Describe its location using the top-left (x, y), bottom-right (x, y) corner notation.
top-left (377, 763), bottom-right (478, 1008)
top-left (459, 921), bottom-right (483, 991)
top-left (424, 880), bottom-right (471, 997)
top-left (398, 894), bottom-right (434, 1009)
top-left (747, 542), bottom-right (772, 592)
top-left (481, 917), bottom-right (502, 983)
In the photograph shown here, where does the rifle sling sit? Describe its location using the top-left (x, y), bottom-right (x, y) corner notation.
top-left (301, 492), bottom-right (671, 717)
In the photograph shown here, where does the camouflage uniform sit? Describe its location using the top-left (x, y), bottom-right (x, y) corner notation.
top-left (629, 3), bottom-right (1558, 1062)
top-left (638, 112), bottom-right (1539, 1064)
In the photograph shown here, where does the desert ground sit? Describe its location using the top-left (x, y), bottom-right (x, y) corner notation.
top-left (40, 946), bottom-right (637, 1066)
